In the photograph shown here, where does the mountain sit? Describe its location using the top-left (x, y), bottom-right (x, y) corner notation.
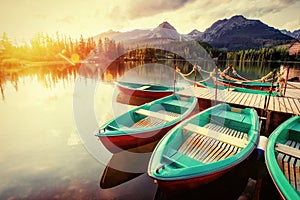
top-left (282, 29), bottom-right (300, 40)
top-left (199, 15), bottom-right (295, 50)
top-left (93, 16), bottom-right (296, 51)
top-left (96, 21), bottom-right (192, 47)
top-left (94, 29), bottom-right (121, 42)
top-left (187, 29), bottom-right (203, 39)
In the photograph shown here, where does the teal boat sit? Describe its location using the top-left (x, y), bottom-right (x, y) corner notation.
top-left (148, 103), bottom-right (260, 192)
top-left (97, 94), bottom-right (198, 153)
top-left (230, 87), bottom-right (281, 97)
top-left (265, 116), bottom-right (300, 199)
top-left (197, 81), bottom-right (281, 96)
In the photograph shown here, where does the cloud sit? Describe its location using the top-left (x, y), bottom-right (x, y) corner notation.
top-left (108, 0), bottom-right (196, 20)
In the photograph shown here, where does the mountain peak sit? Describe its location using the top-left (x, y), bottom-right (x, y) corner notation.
top-left (157, 21), bottom-right (177, 31)
top-left (188, 29), bottom-right (201, 35)
top-left (230, 15), bottom-right (246, 20)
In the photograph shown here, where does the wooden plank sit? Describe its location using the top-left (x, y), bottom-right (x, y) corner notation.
top-left (249, 94), bottom-right (259, 108)
top-left (225, 91), bottom-right (238, 103)
top-left (200, 89), bottom-right (214, 99)
top-left (288, 98), bottom-right (300, 115)
top-left (266, 96), bottom-right (274, 111)
top-left (234, 92), bottom-right (247, 105)
top-left (183, 123), bottom-right (248, 148)
top-left (192, 87), bottom-right (207, 97)
top-left (258, 95), bottom-right (266, 109)
top-left (224, 91), bottom-right (234, 102)
top-left (294, 99), bottom-right (300, 114)
top-left (135, 109), bottom-right (178, 122)
top-left (231, 92), bottom-right (244, 104)
top-left (278, 97), bottom-right (287, 113)
top-left (274, 96), bottom-right (281, 112)
top-left (276, 143), bottom-right (300, 159)
top-left (239, 93), bottom-right (251, 106)
top-left (289, 141), bottom-right (297, 189)
top-left (240, 93), bottom-right (251, 105)
top-left (243, 93), bottom-right (254, 107)
top-left (282, 97), bottom-right (294, 114)
top-left (253, 94), bottom-right (263, 109)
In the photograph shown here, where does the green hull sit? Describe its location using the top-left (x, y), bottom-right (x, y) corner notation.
top-left (198, 82), bottom-right (281, 96)
top-left (265, 116), bottom-right (300, 200)
top-left (148, 103), bottom-right (259, 191)
top-left (97, 94), bottom-right (198, 153)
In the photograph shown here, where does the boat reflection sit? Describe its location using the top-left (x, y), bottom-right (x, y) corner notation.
top-left (99, 142), bottom-right (157, 199)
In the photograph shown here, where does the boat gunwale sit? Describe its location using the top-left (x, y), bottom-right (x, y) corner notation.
top-left (148, 103), bottom-right (260, 182)
top-left (97, 94), bottom-right (198, 137)
top-left (265, 116), bottom-right (300, 200)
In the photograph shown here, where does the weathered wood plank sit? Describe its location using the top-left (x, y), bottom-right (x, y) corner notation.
top-left (135, 109), bottom-right (178, 122)
top-left (243, 93), bottom-right (254, 107)
top-left (278, 97), bottom-right (287, 113)
top-left (183, 123), bottom-right (248, 148)
top-left (289, 98), bottom-right (300, 115)
top-left (282, 97), bottom-right (294, 114)
top-left (276, 143), bottom-right (300, 159)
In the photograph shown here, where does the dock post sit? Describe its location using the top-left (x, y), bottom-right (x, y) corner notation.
top-left (174, 64), bottom-right (177, 94)
top-left (194, 65), bottom-right (197, 87)
top-left (265, 110), bottom-right (272, 135)
top-left (214, 67), bottom-right (218, 104)
top-left (283, 67), bottom-right (290, 96)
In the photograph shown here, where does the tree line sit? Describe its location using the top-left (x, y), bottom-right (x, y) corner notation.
top-left (0, 32), bottom-right (298, 67)
top-left (0, 32), bottom-right (126, 65)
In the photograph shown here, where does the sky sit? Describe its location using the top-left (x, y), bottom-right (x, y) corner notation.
top-left (0, 0), bottom-right (300, 43)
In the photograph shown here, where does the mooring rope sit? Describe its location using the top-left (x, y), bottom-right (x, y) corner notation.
top-left (195, 65), bottom-right (213, 74)
top-left (175, 66), bottom-right (213, 84)
top-left (220, 66), bottom-right (278, 83)
top-left (177, 66), bottom-right (195, 77)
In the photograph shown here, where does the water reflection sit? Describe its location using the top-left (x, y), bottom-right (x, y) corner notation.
top-left (0, 60), bottom-right (298, 199)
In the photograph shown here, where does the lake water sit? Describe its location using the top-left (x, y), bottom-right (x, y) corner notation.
top-left (0, 60), bottom-right (299, 199)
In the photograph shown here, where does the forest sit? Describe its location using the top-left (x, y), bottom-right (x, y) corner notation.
top-left (0, 32), bottom-right (298, 67)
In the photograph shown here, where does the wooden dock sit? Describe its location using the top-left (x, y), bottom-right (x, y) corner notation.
top-left (177, 86), bottom-right (300, 135)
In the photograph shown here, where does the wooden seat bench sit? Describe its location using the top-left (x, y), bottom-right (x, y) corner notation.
top-left (276, 140), bottom-right (300, 191)
top-left (178, 123), bottom-right (248, 163)
top-left (135, 109), bottom-right (179, 122)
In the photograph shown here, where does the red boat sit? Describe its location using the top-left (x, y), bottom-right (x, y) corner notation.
top-left (117, 81), bottom-right (183, 99)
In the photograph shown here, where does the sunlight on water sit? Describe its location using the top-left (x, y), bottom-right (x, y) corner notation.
top-left (0, 60), bottom-right (299, 199)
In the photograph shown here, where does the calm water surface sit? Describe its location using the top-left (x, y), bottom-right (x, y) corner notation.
top-left (1, 60), bottom-right (298, 199)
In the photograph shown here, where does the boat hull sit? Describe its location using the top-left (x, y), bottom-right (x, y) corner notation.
top-left (117, 84), bottom-right (173, 99)
top-left (148, 103), bottom-right (259, 192)
top-left (217, 78), bottom-right (276, 91)
top-left (154, 167), bottom-right (231, 193)
top-left (99, 123), bottom-right (176, 153)
top-left (117, 82), bottom-right (176, 99)
top-left (98, 94), bottom-right (198, 153)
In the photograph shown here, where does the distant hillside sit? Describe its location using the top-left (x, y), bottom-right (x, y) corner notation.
top-left (281, 29), bottom-right (300, 40)
top-left (197, 15), bottom-right (295, 50)
top-left (93, 15), bottom-right (296, 51)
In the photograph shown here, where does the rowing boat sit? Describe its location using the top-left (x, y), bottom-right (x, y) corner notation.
top-left (148, 103), bottom-right (260, 192)
top-left (117, 81), bottom-right (183, 99)
top-left (217, 77), bottom-right (278, 91)
top-left (197, 81), bottom-right (281, 96)
top-left (265, 116), bottom-right (300, 199)
top-left (97, 94), bottom-right (198, 153)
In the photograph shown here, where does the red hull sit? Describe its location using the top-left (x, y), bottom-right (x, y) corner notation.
top-left (99, 125), bottom-right (174, 153)
top-left (99, 112), bottom-right (196, 153)
top-left (155, 167), bottom-right (231, 193)
top-left (117, 84), bottom-right (173, 99)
